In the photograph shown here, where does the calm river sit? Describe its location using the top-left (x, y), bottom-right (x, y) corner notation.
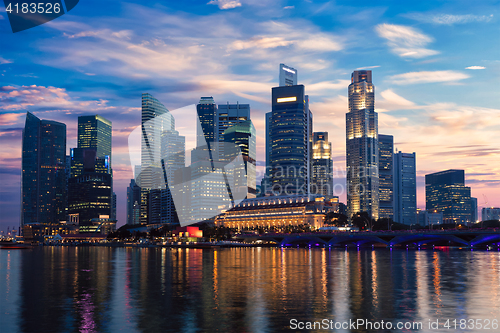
top-left (1, 247), bottom-right (500, 332)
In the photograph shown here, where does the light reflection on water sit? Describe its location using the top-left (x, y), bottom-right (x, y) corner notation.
top-left (0, 247), bottom-right (499, 332)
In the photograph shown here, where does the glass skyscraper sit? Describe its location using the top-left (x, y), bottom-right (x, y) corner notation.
top-left (378, 134), bottom-right (394, 220)
top-left (223, 120), bottom-right (257, 198)
top-left (140, 93), bottom-right (173, 224)
top-left (77, 115), bottom-right (112, 162)
top-left (394, 152), bottom-right (417, 225)
top-left (270, 84), bottom-right (312, 195)
top-left (68, 115), bottom-right (113, 227)
top-left (346, 70), bottom-right (379, 220)
top-left (425, 169), bottom-right (472, 224)
top-left (21, 112), bottom-right (67, 225)
top-left (311, 132), bottom-right (333, 197)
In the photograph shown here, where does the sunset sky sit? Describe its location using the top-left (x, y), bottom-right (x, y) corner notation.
top-left (1, 0), bottom-right (499, 230)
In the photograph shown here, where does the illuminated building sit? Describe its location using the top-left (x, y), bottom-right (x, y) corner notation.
top-left (21, 112), bottom-right (67, 225)
top-left (270, 84), bottom-right (312, 196)
top-left (378, 134), bottom-right (393, 220)
top-left (127, 179), bottom-right (141, 225)
top-left (77, 115), bottom-right (111, 162)
top-left (394, 152), bottom-right (417, 225)
top-left (346, 70), bottom-right (378, 220)
top-left (311, 132), bottom-right (333, 197)
top-left (68, 115), bottom-right (113, 227)
top-left (425, 169), bottom-right (472, 224)
top-left (417, 209), bottom-right (444, 226)
top-left (215, 195), bottom-right (337, 230)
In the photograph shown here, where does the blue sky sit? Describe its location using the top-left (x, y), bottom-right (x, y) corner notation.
top-left (1, 0), bottom-right (499, 230)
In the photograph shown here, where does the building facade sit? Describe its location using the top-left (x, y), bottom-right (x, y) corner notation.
top-left (215, 195), bottom-right (337, 230)
top-left (482, 207), bottom-right (500, 221)
top-left (393, 152), bottom-right (417, 225)
top-left (21, 112), bottom-right (67, 225)
top-left (425, 169), bottom-right (472, 224)
top-left (311, 132), bottom-right (333, 197)
top-left (346, 70), bottom-right (379, 220)
top-left (279, 63), bottom-right (297, 87)
top-left (223, 120), bottom-right (257, 198)
top-left (270, 84), bottom-right (312, 196)
top-left (378, 134), bottom-right (393, 220)
top-left (140, 93), bottom-right (174, 224)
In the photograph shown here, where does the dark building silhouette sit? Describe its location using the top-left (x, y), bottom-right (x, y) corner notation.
top-left (68, 115), bottom-right (113, 227)
top-left (425, 169), bottom-right (472, 224)
top-left (378, 134), bottom-right (394, 220)
top-left (21, 112), bottom-right (66, 225)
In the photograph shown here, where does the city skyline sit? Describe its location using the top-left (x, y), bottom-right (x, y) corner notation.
top-left (1, 0), bottom-right (500, 230)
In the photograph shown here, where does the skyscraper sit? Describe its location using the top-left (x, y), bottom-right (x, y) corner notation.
top-left (279, 63), bottom-right (297, 87)
top-left (196, 97), bottom-right (217, 152)
top-left (68, 115), bottom-right (113, 227)
top-left (425, 169), bottom-right (472, 224)
top-left (223, 120), bottom-right (257, 198)
top-left (270, 84), bottom-right (312, 196)
top-left (311, 132), bottom-right (333, 197)
top-left (21, 112), bottom-right (67, 225)
top-left (393, 152), bottom-right (417, 225)
top-left (160, 129), bottom-right (185, 225)
top-left (140, 93), bottom-right (173, 224)
top-left (346, 70), bottom-right (379, 220)
top-left (127, 179), bottom-right (141, 225)
top-left (215, 102), bottom-right (250, 161)
top-left (378, 134), bottom-right (394, 220)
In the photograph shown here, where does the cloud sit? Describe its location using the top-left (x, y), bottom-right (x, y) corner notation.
top-left (208, 0), bottom-right (242, 10)
top-left (306, 80), bottom-right (351, 94)
top-left (0, 114), bottom-right (24, 126)
top-left (405, 13), bottom-right (493, 25)
top-left (379, 89), bottom-right (415, 107)
top-left (0, 57), bottom-right (12, 64)
top-left (388, 70), bottom-right (469, 85)
top-left (466, 66), bottom-right (485, 70)
top-left (375, 23), bottom-right (439, 58)
top-left (283, 6), bottom-right (294, 9)
top-left (356, 65), bottom-right (380, 70)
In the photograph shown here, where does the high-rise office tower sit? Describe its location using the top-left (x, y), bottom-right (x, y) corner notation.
top-left (160, 129), bottom-right (185, 225)
top-left (378, 134), bottom-right (394, 220)
top-left (21, 112), bottom-right (67, 225)
top-left (279, 63), bottom-right (297, 86)
top-left (77, 115), bottom-right (112, 162)
top-left (393, 152), bottom-right (417, 225)
top-left (68, 115), bottom-right (113, 227)
top-left (140, 93), bottom-right (174, 224)
top-left (127, 179), bottom-right (141, 225)
top-left (223, 120), bottom-right (257, 198)
top-left (196, 97), bottom-right (217, 152)
top-left (346, 70), bottom-right (379, 220)
top-left (270, 84), bottom-right (311, 195)
top-left (425, 169), bottom-right (472, 224)
top-left (311, 132), bottom-right (333, 197)
top-left (215, 102), bottom-right (250, 161)
top-left (470, 197), bottom-right (478, 222)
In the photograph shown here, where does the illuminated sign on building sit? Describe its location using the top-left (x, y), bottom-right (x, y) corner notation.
top-left (277, 96), bottom-right (297, 103)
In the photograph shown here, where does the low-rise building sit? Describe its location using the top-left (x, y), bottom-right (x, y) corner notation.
top-left (215, 195), bottom-right (339, 230)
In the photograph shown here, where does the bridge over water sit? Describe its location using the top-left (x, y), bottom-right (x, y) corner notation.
top-left (237, 230), bottom-right (500, 248)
